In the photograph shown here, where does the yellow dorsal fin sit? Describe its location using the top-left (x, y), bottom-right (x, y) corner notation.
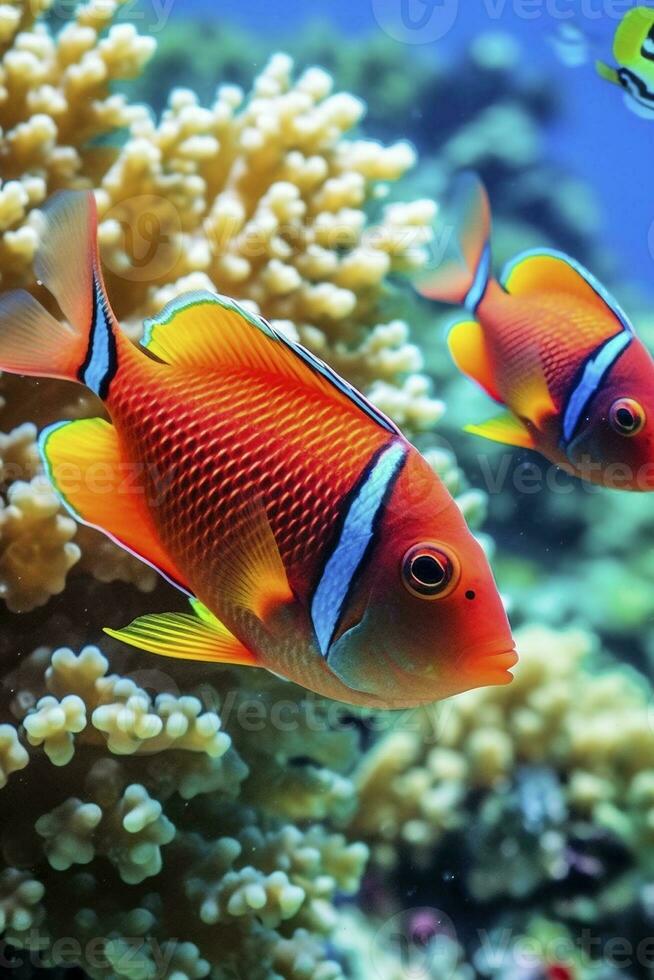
top-left (141, 290), bottom-right (400, 435)
top-left (614, 7), bottom-right (654, 64)
top-left (215, 501), bottom-right (295, 624)
top-left (39, 417), bottom-right (190, 594)
top-left (104, 606), bottom-right (257, 665)
top-left (447, 319), bottom-right (503, 403)
top-left (501, 251), bottom-right (635, 333)
top-left (465, 412), bottom-right (535, 449)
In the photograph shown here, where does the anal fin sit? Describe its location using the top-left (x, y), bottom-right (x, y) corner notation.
top-left (39, 417), bottom-right (190, 594)
top-left (465, 412), bottom-right (535, 449)
top-left (104, 604), bottom-right (257, 665)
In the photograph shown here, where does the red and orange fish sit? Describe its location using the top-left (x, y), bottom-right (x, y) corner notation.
top-left (0, 191), bottom-right (516, 708)
top-left (417, 175), bottom-right (654, 491)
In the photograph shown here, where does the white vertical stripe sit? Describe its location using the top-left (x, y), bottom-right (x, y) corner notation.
top-left (311, 441), bottom-right (406, 657)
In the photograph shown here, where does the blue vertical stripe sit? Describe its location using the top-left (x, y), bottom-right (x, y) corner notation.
top-left (311, 441), bottom-right (407, 657)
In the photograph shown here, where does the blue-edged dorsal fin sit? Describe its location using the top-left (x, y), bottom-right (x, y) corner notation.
top-left (39, 417), bottom-right (191, 595)
top-left (141, 290), bottom-right (401, 435)
top-left (501, 249), bottom-right (634, 335)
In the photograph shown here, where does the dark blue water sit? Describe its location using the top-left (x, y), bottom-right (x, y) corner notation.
top-left (175, 0), bottom-right (654, 295)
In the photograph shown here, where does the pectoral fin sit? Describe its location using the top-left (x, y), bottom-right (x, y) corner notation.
top-left (596, 60), bottom-right (620, 85)
top-left (465, 412), bottom-right (535, 449)
top-left (216, 501), bottom-right (295, 625)
top-left (104, 604), bottom-right (257, 666)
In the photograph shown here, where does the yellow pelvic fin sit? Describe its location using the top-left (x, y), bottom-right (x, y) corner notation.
top-left (613, 6), bottom-right (654, 64)
top-left (447, 319), bottom-right (502, 403)
top-left (40, 417), bottom-right (190, 593)
top-left (595, 59), bottom-right (620, 85)
top-left (104, 605), bottom-right (257, 665)
top-left (216, 502), bottom-right (295, 624)
top-left (465, 411), bottom-right (535, 449)
top-left (141, 290), bottom-right (399, 435)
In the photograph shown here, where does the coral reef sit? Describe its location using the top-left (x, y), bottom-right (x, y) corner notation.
top-left (0, 642), bottom-right (367, 977)
top-left (2, 3), bottom-right (654, 979)
top-left (350, 624), bottom-right (654, 976)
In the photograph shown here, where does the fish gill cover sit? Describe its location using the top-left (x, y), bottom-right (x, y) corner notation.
top-left (0, 1), bottom-right (653, 978)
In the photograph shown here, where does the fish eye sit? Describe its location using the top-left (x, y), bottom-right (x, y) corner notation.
top-left (609, 398), bottom-right (645, 437)
top-left (401, 544), bottom-right (460, 600)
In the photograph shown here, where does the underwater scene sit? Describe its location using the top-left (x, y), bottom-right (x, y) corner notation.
top-left (4, 0), bottom-right (654, 977)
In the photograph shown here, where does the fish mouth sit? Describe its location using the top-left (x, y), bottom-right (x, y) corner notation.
top-left (463, 640), bottom-right (519, 685)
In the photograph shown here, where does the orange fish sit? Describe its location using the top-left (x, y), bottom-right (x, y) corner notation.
top-left (0, 191), bottom-right (516, 708)
top-left (417, 175), bottom-right (654, 491)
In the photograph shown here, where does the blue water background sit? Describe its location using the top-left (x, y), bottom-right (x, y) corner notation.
top-left (169, 0), bottom-right (654, 297)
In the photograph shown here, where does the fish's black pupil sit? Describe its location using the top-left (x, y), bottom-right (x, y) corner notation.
top-left (412, 554), bottom-right (446, 586)
top-left (617, 407), bottom-right (635, 429)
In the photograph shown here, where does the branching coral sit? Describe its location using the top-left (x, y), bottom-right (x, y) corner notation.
top-left (96, 49), bottom-right (438, 423)
top-left (0, 643), bottom-right (368, 977)
top-left (0, 423), bottom-right (80, 612)
top-left (350, 624), bottom-right (654, 972)
top-left (0, 0), bottom-right (154, 289)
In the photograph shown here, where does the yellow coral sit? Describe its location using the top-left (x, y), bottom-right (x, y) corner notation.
top-left (0, 472), bottom-right (80, 612)
top-left (352, 624), bottom-right (654, 868)
top-left (0, 0), bottom-right (154, 289)
top-left (0, 723), bottom-right (28, 787)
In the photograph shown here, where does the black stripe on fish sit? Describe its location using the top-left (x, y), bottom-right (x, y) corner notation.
top-left (643, 24), bottom-right (654, 61)
top-left (618, 67), bottom-right (654, 105)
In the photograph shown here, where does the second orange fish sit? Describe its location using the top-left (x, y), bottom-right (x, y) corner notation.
top-left (417, 175), bottom-right (654, 491)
